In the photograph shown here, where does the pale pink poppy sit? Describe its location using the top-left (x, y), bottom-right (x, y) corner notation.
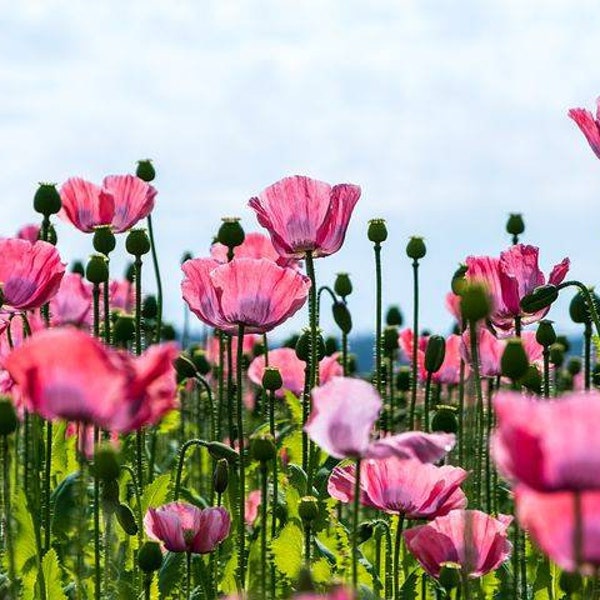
top-left (248, 348), bottom-right (342, 397)
top-left (16, 224), bottom-right (41, 243)
top-left (50, 273), bottom-right (93, 327)
top-left (328, 457), bottom-right (467, 519)
top-left (103, 175), bottom-right (157, 233)
top-left (144, 502), bottom-right (230, 554)
top-left (210, 231), bottom-right (299, 268)
top-left (248, 175), bottom-right (360, 259)
top-left (245, 490), bottom-right (261, 526)
top-left (181, 257), bottom-right (310, 335)
top-left (0, 238), bottom-right (65, 311)
top-left (492, 391), bottom-right (600, 491)
top-left (403, 509), bottom-right (512, 579)
top-left (569, 99), bottom-right (600, 160)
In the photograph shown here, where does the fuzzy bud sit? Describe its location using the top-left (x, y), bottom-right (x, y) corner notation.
top-left (334, 273), bottom-right (353, 298)
top-left (520, 285), bottom-right (559, 314)
top-left (213, 459), bottom-right (229, 495)
top-left (332, 302), bottom-right (352, 334)
top-left (116, 504), bottom-right (138, 536)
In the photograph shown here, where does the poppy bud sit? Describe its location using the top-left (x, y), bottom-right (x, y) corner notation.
top-left (382, 326), bottom-right (399, 353)
top-left (431, 406), bottom-right (458, 434)
top-left (113, 315), bottom-right (135, 346)
top-left (298, 495), bottom-right (319, 522)
top-left (33, 183), bottom-right (61, 216)
top-left (367, 219), bottom-right (388, 244)
top-left (217, 218), bottom-right (245, 249)
top-left (295, 330), bottom-right (325, 363)
top-left (86, 255), bottom-right (109, 285)
top-left (520, 285), bottom-right (559, 314)
top-left (406, 236), bottom-right (426, 260)
top-left (142, 295), bottom-right (158, 320)
top-left (549, 343), bottom-right (565, 367)
top-left (556, 335), bottom-right (571, 353)
top-left (136, 159), bottom-right (156, 182)
top-left (451, 264), bottom-right (468, 296)
top-left (250, 434), bottom-right (277, 463)
top-left (262, 367), bottom-right (283, 392)
top-left (386, 305), bottom-right (403, 327)
top-left (424, 335), bottom-right (446, 373)
top-left (506, 213), bottom-right (525, 237)
top-left (520, 365), bottom-right (542, 394)
top-left (439, 565), bottom-right (461, 591)
top-left (93, 226), bottom-right (116, 256)
top-left (191, 349), bottom-right (211, 375)
top-left (501, 339), bottom-right (529, 381)
top-left (116, 504), bottom-right (138, 536)
top-left (126, 229), bottom-right (151, 256)
top-left (567, 357), bottom-right (582, 376)
top-left (92, 445), bottom-right (121, 481)
top-left (559, 571), bottom-right (583, 594)
top-left (174, 353), bottom-right (197, 381)
top-left (0, 399), bottom-right (18, 436)
top-left (334, 273), bottom-right (353, 298)
top-left (332, 302), bottom-right (352, 334)
top-left (213, 458), bottom-right (229, 494)
top-left (356, 522), bottom-right (374, 544)
top-left (206, 441), bottom-right (239, 463)
top-left (138, 541), bottom-right (163, 573)
top-left (460, 284), bottom-right (491, 322)
top-left (536, 320), bottom-right (556, 348)
top-left (71, 260), bottom-right (85, 276)
top-left (396, 367), bottom-right (411, 392)
top-left (324, 336), bottom-right (338, 356)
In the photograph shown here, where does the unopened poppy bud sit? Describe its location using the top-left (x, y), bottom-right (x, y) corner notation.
top-left (439, 565), bottom-right (461, 591)
top-left (451, 264), bottom-right (468, 296)
top-left (142, 295), bottom-right (158, 320)
top-left (217, 218), bottom-right (245, 249)
top-left (174, 353), bottom-right (197, 380)
top-left (367, 219), bottom-right (388, 244)
top-left (92, 444), bottom-right (121, 481)
top-left (33, 183), bottom-right (61, 216)
top-left (559, 571), bottom-right (583, 593)
top-left (113, 315), bottom-right (135, 345)
top-left (506, 213), bottom-right (525, 237)
top-left (460, 284), bottom-right (491, 322)
top-left (116, 504), bottom-right (138, 536)
top-left (406, 236), bottom-right (426, 260)
top-left (207, 441), bottom-right (239, 463)
top-left (324, 336), bottom-right (338, 356)
top-left (213, 458), bottom-right (229, 494)
top-left (125, 262), bottom-right (135, 283)
top-left (191, 349), bottom-right (211, 376)
top-left (161, 323), bottom-right (176, 341)
top-left (71, 260), bottom-right (85, 276)
top-left (549, 343), bottom-right (565, 367)
top-left (138, 541), bottom-right (163, 573)
top-left (283, 334), bottom-right (300, 349)
top-left (125, 229), bottom-right (151, 256)
top-left (501, 339), bottom-right (529, 381)
top-left (0, 399), bottom-right (18, 436)
top-left (334, 273), bottom-right (353, 298)
top-left (431, 406), bottom-right (458, 434)
top-left (262, 367), bottom-right (283, 392)
top-left (396, 367), bottom-right (411, 392)
top-left (567, 357), bottom-right (582, 376)
top-left (86, 255), bottom-right (109, 285)
top-left (332, 302), bottom-right (352, 334)
top-left (101, 479), bottom-right (120, 513)
top-left (520, 365), bottom-right (542, 394)
top-left (386, 305), bottom-right (403, 327)
top-left (295, 330), bottom-right (325, 363)
top-left (424, 335), bottom-right (446, 373)
top-left (136, 159), bottom-right (156, 182)
top-left (250, 434), bottom-right (277, 462)
top-left (536, 320), bottom-right (556, 348)
top-left (45, 224), bottom-right (57, 245)
top-left (556, 335), bottom-right (571, 353)
top-left (520, 285), bottom-right (559, 314)
top-left (93, 226), bottom-right (116, 256)
top-left (298, 495), bottom-right (319, 522)
top-left (357, 522), bottom-right (374, 544)
top-left (382, 326), bottom-right (399, 353)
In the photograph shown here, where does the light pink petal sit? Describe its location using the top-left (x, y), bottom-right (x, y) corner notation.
top-left (548, 257), bottom-right (570, 286)
top-left (102, 175), bottom-right (156, 232)
top-left (365, 431), bottom-right (455, 462)
top-left (60, 177), bottom-right (114, 232)
top-left (192, 506), bottom-right (231, 553)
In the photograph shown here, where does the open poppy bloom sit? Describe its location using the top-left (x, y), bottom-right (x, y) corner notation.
top-left (144, 501), bottom-right (230, 554)
top-left (50, 273), bottom-right (92, 327)
top-left (248, 175), bottom-right (360, 259)
top-left (569, 98), bottom-right (600, 160)
top-left (404, 509), bottom-right (512, 579)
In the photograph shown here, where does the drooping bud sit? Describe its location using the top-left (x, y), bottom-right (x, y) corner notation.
top-left (116, 504), bottom-right (138, 535)
top-left (206, 441), bottom-right (239, 463)
top-left (424, 335), bottom-right (446, 373)
top-left (191, 349), bottom-right (211, 376)
top-left (136, 159), bottom-right (156, 182)
top-left (460, 283), bottom-right (491, 323)
top-left (174, 353), bottom-right (197, 381)
top-left (406, 236), bottom-right (426, 260)
top-left (385, 305), bottom-right (403, 327)
top-left (356, 522), bottom-right (374, 544)
top-left (213, 458), bottom-right (229, 494)
top-left (85, 254), bottom-right (109, 285)
top-left (93, 225), bottom-right (116, 256)
top-left (501, 339), bottom-right (529, 382)
top-left (334, 273), bottom-right (353, 298)
top-left (367, 219), bottom-right (388, 244)
top-left (33, 183), bottom-right (62, 217)
top-left (262, 367), bottom-right (283, 392)
top-left (520, 285), bottom-right (559, 314)
top-left (332, 302), bottom-right (352, 334)
top-left (125, 228), bottom-right (151, 256)
top-left (536, 320), bottom-right (556, 348)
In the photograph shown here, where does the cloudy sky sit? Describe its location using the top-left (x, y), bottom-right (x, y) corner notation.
top-left (2, 0), bottom-right (600, 340)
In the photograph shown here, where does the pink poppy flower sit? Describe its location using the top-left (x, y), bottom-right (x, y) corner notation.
top-left (66, 422), bottom-right (119, 460)
top-left (181, 257), bottom-right (310, 335)
top-left (245, 490), bottom-right (261, 526)
top-left (5, 327), bottom-right (178, 432)
top-left (403, 509), bottom-right (512, 579)
top-left (492, 391), bottom-right (600, 491)
top-left (248, 348), bottom-right (342, 397)
top-left (50, 273), bottom-right (93, 327)
top-left (211, 232), bottom-right (299, 269)
top-left (248, 175), bottom-right (360, 259)
top-left (0, 238), bottom-right (65, 311)
top-left (465, 245), bottom-right (569, 333)
top-left (305, 377), bottom-right (455, 460)
top-left (16, 224), bottom-right (41, 243)
top-left (515, 486), bottom-right (600, 574)
top-left (109, 279), bottom-right (135, 314)
top-left (569, 99), bottom-right (600, 160)
top-left (445, 292), bottom-right (462, 324)
top-left (60, 175), bottom-right (156, 233)
top-left (328, 457), bottom-right (467, 519)
top-left (144, 502), bottom-right (230, 554)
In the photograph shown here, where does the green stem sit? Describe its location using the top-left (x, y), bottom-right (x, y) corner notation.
top-left (186, 552), bottom-right (192, 600)
top-left (146, 214), bottom-right (163, 344)
top-left (557, 281), bottom-right (600, 338)
top-left (409, 259), bottom-right (420, 429)
top-left (133, 257), bottom-right (145, 489)
top-left (260, 461), bottom-right (268, 600)
top-left (103, 267), bottom-right (111, 344)
top-left (574, 491), bottom-right (583, 569)
top-left (374, 242), bottom-right (383, 397)
top-left (468, 320), bottom-right (485, 507)
top-left (394, 513), bottom-right (405, 600)
top-left (584, 322), bottom-right (592, 391)
top-left (2, 435), bottom-right (15, 593)
top-left (93, 427), bottom-right (101, 600)
top-left (342, 332), bottom-right (349, 376)
top-left (352, 458), bottom-right (362, 589)
top-left (424, 372), bottom-right (433, 432)
top-left (44, 421), bottom-right (52, 554)
top-left (236, 324), bottom-right (247, 587)
top-left (543, 348), bottom-right (550, 399)
top-left (174, 439), bottom-right (208, 500)
top-left (217, 331), bottom-right (225, 443)
top-left (119, 465), bottom-right (144, 549)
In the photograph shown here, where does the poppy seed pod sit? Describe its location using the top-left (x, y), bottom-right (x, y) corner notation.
top-left (520, 285), bottom-right (559, 314)
top-left (501, 339), bottom-right (529, 381)
top-left (262, 367), bottom-right (283, 392)
top-left (298, 495), bottom-right (319, 522)
top-left (250, 434), bottom-right (277, 462)
top-left (86, 254), bottom-right (109, 285)
top-left (217, 218), bottom-right (245, 249)
top-left (460, 284), bottom-right (491, 322)
top-left (406, 236), bottom-right (426, 260)
top-left (424, 335), bottom-right (446, 373)
top-left (382, 325), bottom-right (399, 353)
top-left (174, 353), bottom-right (197, 381)
top-left (136, 159), bottom-right (156, 182)
top-left (33, 183), bottom-right (62, 216)
top-left (113, 315), bottom-right (135, 346)
top-left (92, 445), bottom-right (121, 481)
top-left (138, 541), bottom-right (163, 573)
top-left (213, 458), bottom-right (229, 494)
top-left (367, 219), bottom-right (388, 244)
top-left (332, 301), bottom-right (352, 334)
top-left (0, 399), bottom-right (18, 436)
top-left (431, 406), bottom-right (458, 434)
top-left (506, 213), bottom-right (525, 237)
top-left (536, 320), bottom-right (556, 348)
top-left (439, 565), bottom-right (461, 591)
top-left (93, 226), bottom-right (116, 256)
top-left (451, 264), bottom-right (468, 296)
top-left (334, 273), bottom-right (352, 298)
top-left (386, 305), bottom-right (403, 327)
top-left (125, 229), bottom-right (151, 256)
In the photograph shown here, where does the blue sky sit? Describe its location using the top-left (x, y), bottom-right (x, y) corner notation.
top-left (2, 1), bottom-right (600, 340)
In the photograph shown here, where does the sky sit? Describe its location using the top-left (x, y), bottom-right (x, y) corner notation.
top-left (1, 0), bottom-right (600, 342)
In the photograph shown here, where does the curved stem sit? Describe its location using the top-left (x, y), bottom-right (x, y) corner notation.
top-left (119, 464), bottom-right (144, 550)
top-left (558, 281), bottom-right (600, 338)
top-left (173, 439), bottom-right (208, 500)
top-left (236, 324), bottom-right (247, 587)
top-left (317, 285), bottom-right (338, 307)
top-left (146, 214), bottom-right (163, 344)
top-left (409, 260), bottom-right (419, 429)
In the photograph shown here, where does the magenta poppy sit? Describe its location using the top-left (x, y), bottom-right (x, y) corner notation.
top-left (16, 224), bottom-right (41, 243)
top-left (144, 502), bottom-right (230, 554)
top-left (248, 175), bottom-right (360, 259)
top-left (569, 99), bottom-right (600, 160)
